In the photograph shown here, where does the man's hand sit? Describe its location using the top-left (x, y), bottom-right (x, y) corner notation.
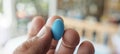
top-left (14, 16), bottom-right (94, 54)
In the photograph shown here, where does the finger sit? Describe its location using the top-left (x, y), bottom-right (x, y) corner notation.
top-left (27, 16), bottom-right (45, 38)
top-left (14, 26), bottom-right (52, 54)
top-left (57, 29), bottom-right (80, 54)
top-left (46, 16), bottom-right (63, 27)
top-left (78, 41), bottom-right (95, 54)
top-left (46, 16), bottom-right (63, 54)
top-left (47, 39), bottom-right (58, 54)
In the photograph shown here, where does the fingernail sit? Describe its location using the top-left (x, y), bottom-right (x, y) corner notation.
top-left (37, 26), bottom-right (47, 38)
top-left (51, 19), bottom-right (64, 40)
top-left (46, 16), bottom-right (52, 25)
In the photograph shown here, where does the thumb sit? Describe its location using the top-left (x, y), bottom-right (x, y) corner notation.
top-left (14, 26), bottom-right (52, 54)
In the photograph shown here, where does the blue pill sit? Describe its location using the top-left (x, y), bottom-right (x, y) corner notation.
top-left (51, 19), bottom-right (64, 40)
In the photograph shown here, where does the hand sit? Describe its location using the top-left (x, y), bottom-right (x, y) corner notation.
top-left (14, 16), bottom-right (94, 54)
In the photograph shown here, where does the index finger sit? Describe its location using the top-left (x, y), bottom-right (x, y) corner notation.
top-left (46, 16), bottom-right (63, 54)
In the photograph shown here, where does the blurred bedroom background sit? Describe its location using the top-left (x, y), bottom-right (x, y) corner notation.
top-left (0, 0), bottom-right (120, 54)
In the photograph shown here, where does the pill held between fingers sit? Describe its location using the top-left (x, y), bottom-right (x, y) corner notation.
top-left (51, 19), bottom-right (64, 40)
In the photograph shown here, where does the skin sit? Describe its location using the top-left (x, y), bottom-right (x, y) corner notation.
top-left (14, 16), bottom-right (95, 54)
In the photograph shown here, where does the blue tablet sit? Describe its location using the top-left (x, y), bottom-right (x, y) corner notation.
top-left (51, 19), bottom-right (64, 40)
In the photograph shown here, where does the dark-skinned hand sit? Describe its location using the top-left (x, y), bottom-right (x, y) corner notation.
top-left (14, 16), bottom-right (95, 54)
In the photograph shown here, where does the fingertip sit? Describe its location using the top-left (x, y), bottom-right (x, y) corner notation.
top-left (48, 15), bottom-right (63, 21)
top-left (31, 16), bottom-right (45, 29)
top-left (56, 29), bottom-right (80, 54)
top-left (46, 16), bottom-right (63, 27)
top-left (63, 29), bottom-right (80, 46)
top-left (78, 41), bottom-right (95, 54)
top-left (33, 16), bottom-right (45, 21)
top-left (80, 41), bottom-right (94, 47)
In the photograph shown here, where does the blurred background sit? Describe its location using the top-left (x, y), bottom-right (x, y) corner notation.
top-left (0, 0), bottom-right (120, 54)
